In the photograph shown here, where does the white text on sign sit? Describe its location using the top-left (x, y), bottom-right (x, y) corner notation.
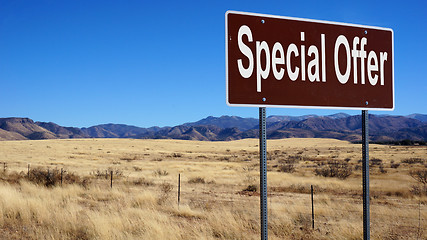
top-left (237, 25), bottom-right (389, 92)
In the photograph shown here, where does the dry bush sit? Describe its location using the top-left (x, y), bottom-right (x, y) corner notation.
top-left (314, 160), bottom-right (352, 179)
top-left (120, 155), bottom-right (139, 161)
top-left (188, 177), bottom-right (205, 184)
top-left (91, 169), bottom-right (110, 179)
top-left (27, 168), bottom-right (80, 187)
top-left (0, 171), bottom-right (26, 185)
top-left (390, 163), bottom-right (400, 168)
top-left (370, 158), bottom-right (383, 166)
top-left (285, 155), bottom-right (304, 163)
top-left (410, 185), bottom-right (427, 196)
top-left (62, 170), bottom-right (81, 184)
top-left (409, 169), bottom-right (427, 196)
top-left (402, 158), bottom-right (424, 165)
top-left (132, 177), bottom-right (154, 186)
top-left (28, 167), bottom-right (57, 187)
top-left (409, 169), bottom-right (427, 185)
top-left (218, 156), bottom-right (230, 161)
top-left (133, 166), bottom-right (143, 171)
top-left (157, 182), bottom-right (173, 205)
top-left (90, 168), bottom-right (122, 179)
top-left (279, 164), bottom-right (296, 173)
top-left (153, 169), bottom-right (169, 177)
top-left (243, 184), bottom-right (257, 192)
top-left (379, 164), bottom-right (387, 174)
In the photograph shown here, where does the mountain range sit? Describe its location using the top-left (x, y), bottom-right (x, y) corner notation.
top-left (0, 113), bottom-right (426, 142)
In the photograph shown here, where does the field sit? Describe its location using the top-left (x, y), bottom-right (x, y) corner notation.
top-left (0, 138), bottom-right (426, 239)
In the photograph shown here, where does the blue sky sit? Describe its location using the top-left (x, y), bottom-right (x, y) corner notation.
top-left (0, 0), bottom-right (426, 128)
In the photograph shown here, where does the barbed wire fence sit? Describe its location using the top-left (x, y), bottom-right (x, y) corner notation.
top-left (0, 161), bottom-right (425, 238)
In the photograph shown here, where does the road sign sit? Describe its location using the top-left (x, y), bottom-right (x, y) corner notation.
top-left (226, 11), bottom-right (394, 110)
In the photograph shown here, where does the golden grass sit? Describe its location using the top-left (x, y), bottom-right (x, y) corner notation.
top-left (0, 138), bottom-right (426, 239)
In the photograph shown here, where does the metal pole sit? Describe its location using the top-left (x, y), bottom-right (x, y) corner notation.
top-left (178, 173), bottom-right (181, 207)
top-left (311, 185), bottom-right (315, 229)
top-left (110, 171), bottom-right (113, 188)
top-left (259, 107), bottom-right (268, 240)
top-left (362, 110), bottom-right (370, 240)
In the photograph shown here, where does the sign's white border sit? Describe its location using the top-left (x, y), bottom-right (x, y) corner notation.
top-left (225, 10), bottom-right (395, 111)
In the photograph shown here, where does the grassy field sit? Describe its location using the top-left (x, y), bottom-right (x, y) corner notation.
top-left (0, 138), bottom-right (426, 239)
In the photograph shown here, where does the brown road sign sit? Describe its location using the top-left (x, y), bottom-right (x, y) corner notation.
top-left (226, 11), bottom-right (394, 110)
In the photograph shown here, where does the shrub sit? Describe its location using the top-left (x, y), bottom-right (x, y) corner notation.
top-left (120, 155), bottom-right (139, 161)
top-left (314, 160), bottom-right (352, 179)
top-left (91, 168), bottom-right (122, 179)
top-left (390, 163), bottom-right (400, 168)
top-left (243, 184), bottom-right (257, 192)
top-left (153, 169), bottom-right (169, 177)
top-left (91, 169), bottom-right (109, 179)
top-left (286, 155), bottom-right (303, 163)
top-left (132, 177), bottom-right (154, 186)
top-left (188, 177), bottom-right (205, 184)
top-left (279, 164), bottom-right (295, 173)
top-left (160, 182), bottom-right (173, 194)
top-left (28, 168), bottom-right (81, 187)
top-left (410, 185), bottom-right (427, 196)
top-left (379, 164), bottom-right (387, 174)
top-left (157, 182), bottom-right (173, 205)
top-left (370, 158), bottom-right (383, 166)
top-left (409, 169), bottom-right (427, 185)
top-left (133, 166), bottom-right (143, 171)
top-left (402, 158), bottom-right (424, 165)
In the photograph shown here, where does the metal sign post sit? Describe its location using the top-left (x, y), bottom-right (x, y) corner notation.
top-left (259, 107), bottom-right (268, 240)
top-left (362, 110), bottom-right (370, 240)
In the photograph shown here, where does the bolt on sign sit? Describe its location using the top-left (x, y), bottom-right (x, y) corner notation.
top-left (226, 11), bottom-right (394, 110)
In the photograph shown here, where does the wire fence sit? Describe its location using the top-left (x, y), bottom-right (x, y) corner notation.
top-left (1, 161), bottom-right (426, 236)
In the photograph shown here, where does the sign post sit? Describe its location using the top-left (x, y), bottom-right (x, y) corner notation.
top-left (259, 107), bottom-right (268, 240)
top-left (226, 11), bottom-right (393, 240)
top-left (362, 110), bottom-right (370, 239)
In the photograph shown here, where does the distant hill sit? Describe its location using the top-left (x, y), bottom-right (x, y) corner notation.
top-left (407, 114), bottom-right (427, 122)
top-left (0, 113), bottom-right (426, 142)
top-left (267, 113), bottom-right (350, 123)
top-left (0, 118), bottom-right (56, 140)
top-left (36, 122), bottom-right (89, 139)
top-left (183, 116), bottom-right (258, 131)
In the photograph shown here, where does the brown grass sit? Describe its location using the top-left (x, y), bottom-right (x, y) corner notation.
top-left (0, 138), bottom-right (426, 239)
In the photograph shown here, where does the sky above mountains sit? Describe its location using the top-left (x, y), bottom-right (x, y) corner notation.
top-left (1, 0), bottom-right (426, 128)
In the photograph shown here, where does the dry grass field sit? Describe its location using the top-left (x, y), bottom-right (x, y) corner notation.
top-left (0, 138), bottom-right (426, 239)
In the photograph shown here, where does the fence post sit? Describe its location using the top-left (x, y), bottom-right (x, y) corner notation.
top-left (3, 162), bottom-right (6, 173)
top-left (417, 200), bottom-right (421, 239)
top-left (178, 173), bottom-right (181, 207)
top-left (27, 164), bottom-right (30, 178)
top-left (311, 185), bottom-right (315, 229)
top-left (61, 168), bottom-right (63, 186)
top-left (110, 171), bottom-right (113, 188)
